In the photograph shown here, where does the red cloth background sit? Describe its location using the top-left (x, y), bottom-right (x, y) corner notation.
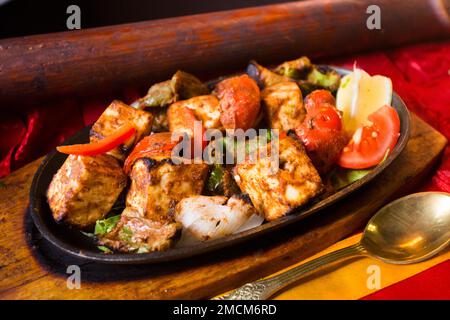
top-left (0, 41), bottom-right (449, 299)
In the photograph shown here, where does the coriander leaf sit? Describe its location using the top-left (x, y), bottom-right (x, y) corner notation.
top-left (97, 246), bottom-right (113, 254)
top-left (94, 215), bottom-right (121, 235)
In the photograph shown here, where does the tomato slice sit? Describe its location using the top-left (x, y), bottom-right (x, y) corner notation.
top-left (56, 125), bottom-right (136, 156)
top-left (338, 105), bottom-right (400, 169)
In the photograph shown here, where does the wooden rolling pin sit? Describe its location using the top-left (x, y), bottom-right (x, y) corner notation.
top-left (0, 0), bottom-right (448, 107)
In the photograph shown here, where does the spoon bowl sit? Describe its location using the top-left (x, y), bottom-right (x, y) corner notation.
top-left (218, 192), bottom-right (450, 299)
top-left (361, 192), bottom-right (450, 264)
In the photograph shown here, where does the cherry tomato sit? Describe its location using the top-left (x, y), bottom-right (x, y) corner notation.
top-left (338, 105), bottom-right (400, 169)
top-left (306, 105), bottom-right (342, 131)
top-left (215, 74), bottom-right (261, 130)
top-left (294, 127), bottom-right (347, 175)
top-left (304, 89), bottom-right (336, 112)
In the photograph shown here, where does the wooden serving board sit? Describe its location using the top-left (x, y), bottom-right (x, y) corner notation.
top-left (0, 113), bottom-right (446, 299)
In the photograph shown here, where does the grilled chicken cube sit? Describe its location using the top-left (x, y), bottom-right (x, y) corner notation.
top-left (175, 195), bottom-right (259, 241)
top-left (98, 157), bottom-right (209, 252)
top-left (233, 136), bottom-right (323, 221)
top-left (261, 82), bottom-right (306, 131)
top-left (47, 154), bottom-right (127, 229)
top-left (90, 100), bottom-right (153, 161)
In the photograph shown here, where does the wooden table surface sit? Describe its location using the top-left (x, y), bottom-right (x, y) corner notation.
top-left (0, 113), bottom-right (447, 299)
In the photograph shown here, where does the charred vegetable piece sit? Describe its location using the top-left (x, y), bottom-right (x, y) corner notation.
top-left (171, 70), bottom-right (210, 101)
top-left (175, 195), bottom-right (259, 241)
top-left (58, 125), bottom-right (136, 156)
top-left (150, 107), bottom-right (169, 132)
top-left (207, 164), bottom-right (224, 193)
top-left (124, 132), bottom-right (182, 174)
top-left (297, 80), bottom-right (321, 96)
top-left (138, 80), bottom-right (175, 108)
top-left (135, 71), bottom-right (209, 109)
top-left (306, 66), bottom-right (341, 93)
top-left (246, 60), bottom-right (291, 87)
top-left (207, 164), bottom-right (241, 196)
top-left (274, 56), bottom-right (312, 79)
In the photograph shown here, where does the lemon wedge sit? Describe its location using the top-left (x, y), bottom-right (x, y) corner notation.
top-left (336, 67), bottom-right (392, 132)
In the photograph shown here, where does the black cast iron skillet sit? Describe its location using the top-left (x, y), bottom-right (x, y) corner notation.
top-left (29, 67), bottom-right (410, 264)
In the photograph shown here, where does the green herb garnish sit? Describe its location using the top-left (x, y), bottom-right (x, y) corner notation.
top-left (97, 246), bottom-right (113, 254)
top-left (94, 215), bottom-right (121, 235)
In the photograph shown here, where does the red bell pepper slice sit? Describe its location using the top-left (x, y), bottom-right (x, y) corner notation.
top-left (56, 124), bottom-right (136, 156)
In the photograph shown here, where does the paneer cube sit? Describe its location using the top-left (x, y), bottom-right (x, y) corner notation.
top-left (90, 100), bottom-right (153, 161)
top-left (233, 136), bottom-right (322, 221)
top-left (98, 157), bottom-right (209, 252)
top-left (261, 82), bottom-right (306, 131)
top-left (126, 158), bottom-right (209, 222)
top-left (168, 95), bottom-right (222, 131)
top-left (47, 154), bottom-right (127, 229)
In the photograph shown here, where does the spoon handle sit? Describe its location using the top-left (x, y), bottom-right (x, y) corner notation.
top-left (215, 243), bottom-right (366, 300)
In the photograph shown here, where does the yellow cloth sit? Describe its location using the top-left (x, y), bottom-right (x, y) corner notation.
top-left (271, 233), bottom-right (449, 300)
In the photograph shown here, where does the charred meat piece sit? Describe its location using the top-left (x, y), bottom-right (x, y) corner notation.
top-left (175, 195), bottom-right (259, 241)
top-left (246, 60), bottom-right (292, 88)
top-left (274, 56), bottom-right (312, 79)
top-left (261, 81), bottom-right (306, 131)
top-left (99, 157), bottom-right (209, 252)
top-left (90, 100), bottom-right (153, 161)
top-left (47, 154), bottom-right (127, 229)
top-left (214, 74), bottom-right (261, 130)
top-left (234, 136), bottom-right (323, 221)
